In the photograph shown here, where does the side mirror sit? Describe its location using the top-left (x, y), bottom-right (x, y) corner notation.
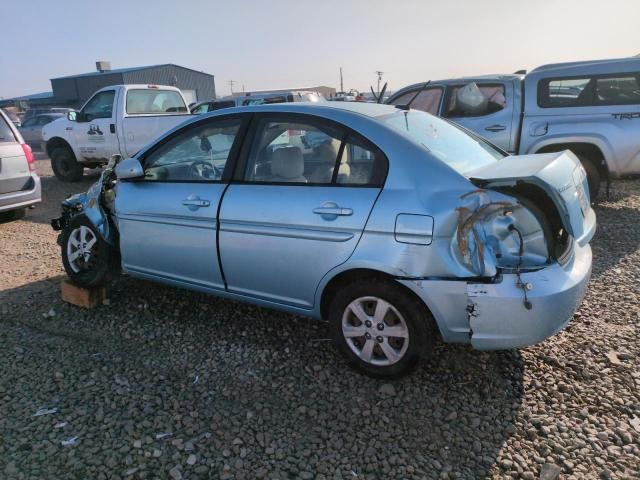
top-left (67, 111), bottom-right (77, 122)
top-left (115, 158), bottom-right (144, 180)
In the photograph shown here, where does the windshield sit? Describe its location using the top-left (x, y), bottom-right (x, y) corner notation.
top-left (381, 110), bottom-right (505, 174)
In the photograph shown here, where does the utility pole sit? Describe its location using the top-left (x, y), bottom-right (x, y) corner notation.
top-left (340, 67), bottom-right (344, 93)
top-left (228, 80), bottom-right (237, 95)
top-left (375, 71), bottom-right (384, 96)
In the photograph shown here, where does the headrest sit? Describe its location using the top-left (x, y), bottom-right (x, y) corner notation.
top-left (316, 138), bottom-right (345, 164)
top-left (271, 146), bottom-right (304, 179)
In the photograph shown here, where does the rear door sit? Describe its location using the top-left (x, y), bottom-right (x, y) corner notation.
top-left (115, 114), bottom-right (248, 290)
top-left (18, 117), bottom-right (39, 144)
top-left (0, 112), bottom-right (30, 195)
top-left (443, 81), bottom-right (517, 152)
top-left (218, 113), bottom-right (387, 309)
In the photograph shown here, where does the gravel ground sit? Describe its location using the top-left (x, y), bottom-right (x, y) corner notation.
top-left (0, 156), bottom-right (638, 480)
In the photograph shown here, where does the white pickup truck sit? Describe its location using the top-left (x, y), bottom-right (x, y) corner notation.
top-left (43, 84), bottom-right (191, 181)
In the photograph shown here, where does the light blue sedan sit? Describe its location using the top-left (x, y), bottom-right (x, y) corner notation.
top-left (52, 102), bottom-right (595, 377)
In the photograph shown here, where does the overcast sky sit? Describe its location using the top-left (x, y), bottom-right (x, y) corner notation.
top-left (2, 0), bottom-right (638, 99)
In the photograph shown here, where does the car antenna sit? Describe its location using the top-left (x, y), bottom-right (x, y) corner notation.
top-left (395, 80), bottom-right (431, 110)
top-left (369, 82), bottom-right (388, 103)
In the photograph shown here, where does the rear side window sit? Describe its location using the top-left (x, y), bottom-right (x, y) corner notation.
top-left (0, 114), bottom-right (16, 143)
top-left (539, 73), bottom-right (640, 107)
top-left (242, 116), bottom-right (387, 186)
top-left (126, 89), bottom-right (188, 114)
top-left (388, 88), bottom-right (443, 115)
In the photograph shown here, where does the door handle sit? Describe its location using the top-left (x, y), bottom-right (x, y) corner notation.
top-left (110, 124), bottom-right (116, 134)
top-left (484, 124), bottom-right (506, 132)
top-left (182, 198), bottom-right (210, 208)
top-left (313, 204), bottom-right (353, 217)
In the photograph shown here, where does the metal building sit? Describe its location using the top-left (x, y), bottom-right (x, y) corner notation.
top-left (51, 62), bottom-right (215, 107)
top-left (1, 62), bottom-right (215, 110)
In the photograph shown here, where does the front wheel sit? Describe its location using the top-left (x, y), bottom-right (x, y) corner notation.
top-left (51, 147), bottom-right (83, 182)
top-left (61, 215), bottom-right (114, 288)
top-left (329, 278), bottom-right (436, 378)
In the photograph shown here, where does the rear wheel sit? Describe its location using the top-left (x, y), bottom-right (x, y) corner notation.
top-left (329, 278), bottom-right (436, 378)
top-left (51, 146), bottom-right (83, 182)
top-left (580, 158), bottom-right (601, 201)
top-left (61, 215), bottom-right (114, 288)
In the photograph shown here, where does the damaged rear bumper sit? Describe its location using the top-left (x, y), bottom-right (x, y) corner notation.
top-left (399, 242), bottom-right (592, 350)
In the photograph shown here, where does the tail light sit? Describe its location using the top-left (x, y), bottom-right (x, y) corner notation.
top-left (21, 143), bottom-right (36, 172)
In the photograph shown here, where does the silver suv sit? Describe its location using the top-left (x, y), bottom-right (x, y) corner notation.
top-left (387, 57), bottom-right (640, 198)
top-left (0, 109), bottom-right (41, 221)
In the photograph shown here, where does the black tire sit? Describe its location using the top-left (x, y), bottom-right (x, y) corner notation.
top-left (51, 146), bottom-right (83, 182)
top-left (580, 158), bottom-right (601, 201)
top-left (0, 208), bottom-right (26, 223)
top-left (61, 215), bottom-right (114, 288)
top-left (328, 277), bottom-right (437, 378)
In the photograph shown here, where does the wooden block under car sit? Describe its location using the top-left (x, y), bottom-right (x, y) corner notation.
top-left (60, 279), bottom-right (107, 309)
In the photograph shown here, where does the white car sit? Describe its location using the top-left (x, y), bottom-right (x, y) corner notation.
top-left (0, 109), bottom-right (41, 221)
top-left (42, 85), bottom-right (191, 181)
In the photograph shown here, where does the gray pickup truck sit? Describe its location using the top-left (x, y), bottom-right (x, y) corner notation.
top-left (387, 57), bottom-right (640, 198)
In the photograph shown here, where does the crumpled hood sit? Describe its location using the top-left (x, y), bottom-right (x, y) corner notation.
top-left (466, 151), bottom-right (596, 244)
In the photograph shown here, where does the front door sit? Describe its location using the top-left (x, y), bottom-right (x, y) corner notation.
top-left (219, 113), bottom-right (387, 308)
top-left (76, 89), bottom-right (119, 162)
top-left (115, 114), bottom-right (247, 290)
top-left (443, 82), bottom-right (516, 152)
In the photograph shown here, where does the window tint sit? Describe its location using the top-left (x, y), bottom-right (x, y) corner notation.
top-left (143, 118), bottom-right (242, 182)
top-left (389, 88), bottom-right (443, 115)
top-left (0, 114), bottom-right (16, 143)
top-left (539, 74), bottom-right (640, 107)
top-left (126, 89), bottom-right (188, 114)
top-left (242, 96), bottom-right (288, 106)
top-left (596, 75), bottom-right (640, 105)
top-left (21, 118), bottom-right (37, 127)
top-left (38, 116), bottom-right (54, 125)
top-left (211, 101), bottom-right (236, 110)
top-left (445, 83), bottom-right (506, 117)
top-left (243, 117), bottom-right (387, 186)
top-left (83, 90), bottom-right (115, 119)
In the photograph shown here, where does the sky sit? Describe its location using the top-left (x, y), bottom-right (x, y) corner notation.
top-left (2, 0), bottom-right (639, 99)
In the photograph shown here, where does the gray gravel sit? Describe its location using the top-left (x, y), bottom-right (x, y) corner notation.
top-left (0, 156), bottom-right (638, 479)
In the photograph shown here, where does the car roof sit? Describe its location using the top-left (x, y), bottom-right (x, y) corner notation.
top-left (208, 101), bottom-right (399, 119)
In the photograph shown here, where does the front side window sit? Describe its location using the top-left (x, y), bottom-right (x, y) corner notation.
top-left (21, 118), bottom-right (37, 128)
top-left (126, 89), bottom-right (188, 114)
top-left (445, 83), bottom-right (506, 117)
top-left (143, 117), bottom-right (242, 182)
top-left (82, 90), bottom-right (115, 120)
top-left (382, 110), bottom-right (505, 174)
top-left (539, 73), bottom-right (640, 107)
top-left (388, 87), bottom-right (443, 115)
top-left (242, 117), bottom-right (387, 186)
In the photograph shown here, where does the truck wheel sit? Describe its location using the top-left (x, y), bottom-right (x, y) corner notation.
top-left (580, 159), bottom-right (601, 201)
top-left (61, 215), bottom-right (114, 288)
top-left (51, 147), bottom-right (83, 182)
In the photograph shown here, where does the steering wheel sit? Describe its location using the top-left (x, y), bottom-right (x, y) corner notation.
top-left (190, 160), bottom-right (222, 180)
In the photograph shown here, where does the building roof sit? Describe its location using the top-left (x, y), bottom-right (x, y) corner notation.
top-left (51, 63), bottom-right (214, 80)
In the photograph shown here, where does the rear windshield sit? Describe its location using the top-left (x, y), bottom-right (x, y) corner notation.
top-left (0, 113), bottom-right (16, 143)
top-left (126, 89), bottom-right (188, 114)
top-left (380, 110), bottom-right (505, 174)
